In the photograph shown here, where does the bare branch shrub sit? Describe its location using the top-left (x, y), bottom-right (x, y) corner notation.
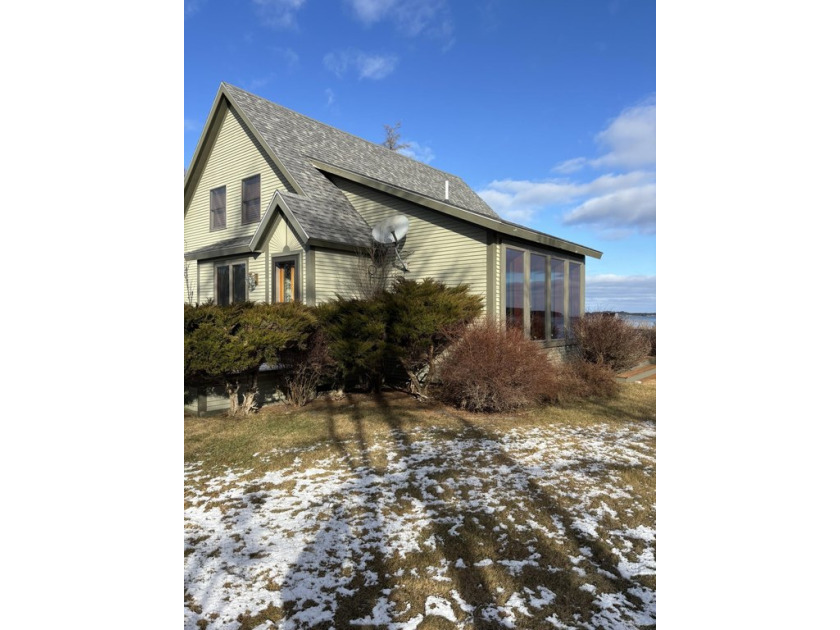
top-left (571, 313), bottom-right (651, 372)
top-left (640, 324), bottom-right (656, 357)
top-left (351, 243), bottom-right (412, 300)
top-left (435, 320), bottom-right (560, 412)
top-left (555, 358), bottom-right (620, 402)
top-left (282, 329), bottom-right (336, 407)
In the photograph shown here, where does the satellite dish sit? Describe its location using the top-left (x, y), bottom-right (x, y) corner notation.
top-left (371, 215), bottom-right (410, 272)
top-left (372, 214), bottom-right (409, 245)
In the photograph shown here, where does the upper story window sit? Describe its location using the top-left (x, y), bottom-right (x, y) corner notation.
top-left (242, 175), bottom-right (261, 224)
top-left (210, 186), bottom-right (226, 231)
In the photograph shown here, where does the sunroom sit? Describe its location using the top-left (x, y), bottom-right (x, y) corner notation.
top-left (501, 243), bottom-right (584, 345)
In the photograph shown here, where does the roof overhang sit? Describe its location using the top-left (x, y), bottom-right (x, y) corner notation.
top-left (309, 158), bottom-right (602, 259)
top-left (249, 191), bottom-right (311, 251)
top-left (184, 85), bottom-right (307, 210)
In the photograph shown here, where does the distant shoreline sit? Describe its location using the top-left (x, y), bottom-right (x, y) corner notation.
top-left (591, 311), bottom-right (656, 317)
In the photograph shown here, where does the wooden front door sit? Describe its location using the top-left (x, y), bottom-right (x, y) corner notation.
top-left (275, 261), bottom-right (295, 303)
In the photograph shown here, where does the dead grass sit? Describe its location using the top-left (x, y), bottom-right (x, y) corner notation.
top-left (185, 383), bottom-right (656, 629)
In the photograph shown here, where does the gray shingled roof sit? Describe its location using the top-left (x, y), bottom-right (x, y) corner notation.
top-left (186, 235), bottom-right (252, 259)
top-left (222, 83), bottom-right (500, 248)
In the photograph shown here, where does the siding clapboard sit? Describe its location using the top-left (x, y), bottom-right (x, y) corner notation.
top-left (329, 176), bottom-right (488, 303)
top-left (185, 103), bottom-right (295, 302)
top-left (314, 248), bottom-right (361, 302)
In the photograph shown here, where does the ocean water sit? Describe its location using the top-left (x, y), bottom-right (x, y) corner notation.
top-left (619, 314), bottom-right (656, 327)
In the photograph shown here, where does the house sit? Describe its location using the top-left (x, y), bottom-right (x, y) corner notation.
top-left (184, 83), bottom-right (602, 345)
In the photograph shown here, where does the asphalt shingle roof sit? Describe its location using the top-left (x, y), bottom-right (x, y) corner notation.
top-left (222, 83), bottom-right (500, 247)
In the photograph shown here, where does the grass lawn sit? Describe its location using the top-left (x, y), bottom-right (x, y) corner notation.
top-left (185, 382), bottom-right (656, 629)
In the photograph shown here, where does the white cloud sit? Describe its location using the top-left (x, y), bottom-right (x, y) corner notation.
top-left (478, 171), bottom-right (654, 223)
top-left (552, 157), bottom-right (586, 174)
top-left (184, 118), bottom-right (199, 132)
top-left (270, 47), bottom-right (299, 69)
top-left (324, 50), bottom-right (398, 80)
top-left (479, 97), bottom-right (656, 237)
top-left (185, 0), bottom-right (205, 17)
top-left (253, 0), bottom-right (307, 29)
top-left (398, 141), bottom-right (435, 164)
top-left (590, 99), bottom-right (656, 169)
top-left (325, 88), bottom-right (335, 107)
top-left (347, 0), bottom-right (396, 23)
top-left (345, 0), bottom-right (454, 46)
top-left (563, 184), bottom-right (656, 234)
top-left (584, 274), bottom-right (656, 313)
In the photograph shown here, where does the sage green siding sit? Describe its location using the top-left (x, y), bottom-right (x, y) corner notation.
top-left (330, 176), bottom-right (488, 303)
top-left (197, 260), bottom-right (215, 305)
top-left (313, 248), bottom-right (361, 302)
top-left (184, 103), bottom-right (295, 301)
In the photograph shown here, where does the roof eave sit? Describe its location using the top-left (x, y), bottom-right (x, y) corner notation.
top-left (184, 244), bottom-right (253, 261)
top-left (249, 191), bottom-right (311, 252)
top-left (309, 158), bottom-right (603, 259)
top-left (220, 85), bottom-right (307, 197)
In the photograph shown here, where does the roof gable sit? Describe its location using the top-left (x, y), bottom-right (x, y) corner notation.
top-left (185, 83), bottom-right (601, 259)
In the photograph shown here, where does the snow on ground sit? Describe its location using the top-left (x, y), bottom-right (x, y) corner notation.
top-left (185, 421), bottom-right (655, 629)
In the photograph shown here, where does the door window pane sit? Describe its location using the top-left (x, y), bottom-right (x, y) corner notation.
top-left (275, 261), bottom-right (296, 303)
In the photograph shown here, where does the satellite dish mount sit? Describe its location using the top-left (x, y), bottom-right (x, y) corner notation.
top-left (371, 215), bottom-right (410, 272)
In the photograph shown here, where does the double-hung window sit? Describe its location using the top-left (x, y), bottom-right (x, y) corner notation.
top-left (210, 186), bottom-right (226, 231)
top-left (241, 175), bottom-right (260, 224)
top-left (215, 261), bottom-right (248, 306)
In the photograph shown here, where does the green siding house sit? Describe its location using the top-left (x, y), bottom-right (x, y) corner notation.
top-left (184, 83), bottom-right (602, 344)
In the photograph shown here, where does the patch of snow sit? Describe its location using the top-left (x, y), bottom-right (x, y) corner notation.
top-left (425, 596), bottom-right (457, 622)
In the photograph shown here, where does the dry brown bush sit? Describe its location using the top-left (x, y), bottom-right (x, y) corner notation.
top-left (640, 324), bottom-right (656, 357)
top-left (555, 358), bottom-right (620, 402)
top-left (571, 313), bottom-right (651, 372)
top-left (435, 320), bottom-right (560, 412)
top-left (281, 329), bottom-right (337, 407)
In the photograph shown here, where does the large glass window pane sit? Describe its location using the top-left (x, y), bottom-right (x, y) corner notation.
top-left (216, 265), bottom-right (230, 306)
top-left (232, 264), bottom-right (247, 303)
top-left (530, 254), bottom-right (546, 340)
top-left (550, 259), bottom-right (565, 339)
top-left (505, 249), bottom-right (525, 330)
top-left (569, 262), bottom-right (581, 335)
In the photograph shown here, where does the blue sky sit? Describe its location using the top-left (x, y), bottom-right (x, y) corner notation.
top-left (185, 0), bottom-right (656, 312)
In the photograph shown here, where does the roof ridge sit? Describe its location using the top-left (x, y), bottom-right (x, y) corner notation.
top-left (222, 82), bottom-right (469, 184)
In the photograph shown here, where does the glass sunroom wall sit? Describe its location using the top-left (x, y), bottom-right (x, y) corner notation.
top-left (530, 254), bottom-right (546, 340)
top-left (569, 261), bottom-right (581, 335)
top-left (550, 258), bottom-right (565, 339)
top-left (505, 249), bottom-right (525, 330)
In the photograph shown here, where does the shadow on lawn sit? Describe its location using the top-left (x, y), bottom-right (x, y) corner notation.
top-left (275, 391), bottom-right (654, 629)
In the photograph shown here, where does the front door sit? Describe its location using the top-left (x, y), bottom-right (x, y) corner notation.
top-left (275, 260), bottom-right (296, 303)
